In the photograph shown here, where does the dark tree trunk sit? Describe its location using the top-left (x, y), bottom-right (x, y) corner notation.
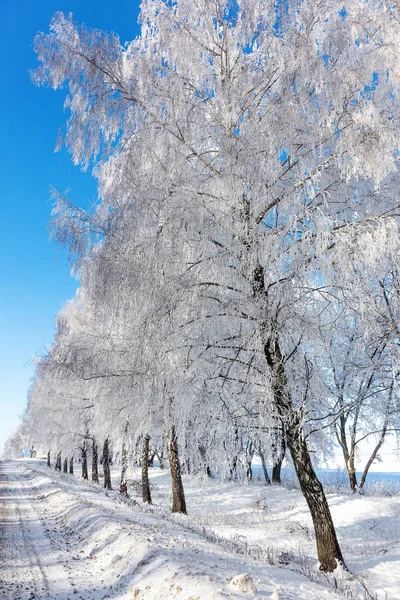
top-left (148, 451), bottom-right (156, 467)
top-left (258, 447), bottom-right (271, 485)
top-left (92, 440), bottom-right (99, 483)
top-left (229, 427), bottom-right (239, 480)
top-left (156, 449), bottom-right (165, 469)
top-left (245, 441), bottom-right (254, 481)
top-left (264, 333), bottom-right (345, 572)
top-left (103, 438), bottom-right (112, 490)
top-left (199, 444), bottom-right (212, 477)
top-left (230, 455), bottom-right (238, 480)
top-left (287, 422), bottom-right (344, 571)
top-left (47, 450), bottom-right (51, 468)
top-left (246, 462), bottom-right (253, 481)
top-left (63, 457), bottom-right (68, 473)
top-left (166, 426), bottom-right (186, 514)
top-left (336, 412), bottom-right (358, 492)
top-left (272, 436), bottom-right (285, 484)
top-left (272, 461), bottom-right (282, 484)
top-left (69, 457), bottom-right (74, 474)
top-left (359, 422), bottom-right (388, 489)
top-left (55, 452), bottom-right (61, 471)
top-left (141, 435), bottom-right (152, 504)
top-left (81, 443), bottom-right (88, 480)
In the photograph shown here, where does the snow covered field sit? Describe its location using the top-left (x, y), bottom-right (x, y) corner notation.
top-left (0, 459), bottom-right (399, 600)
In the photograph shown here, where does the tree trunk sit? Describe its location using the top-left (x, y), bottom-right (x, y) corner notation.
top-left (272, 433), bottom-right (285, 484)
top-left (229, 427), bottom-right (239, 480)
top-left (347, 452), bottom-right (358, 492)
top-left (255, 263), bottom-right (344, 570)
top-left (264, 334), bottom-right (345, 572)
top-left (81, 443), bottom-right (88, 480)
top-left (272, 460), bottom-right (282, 484)
top-left (47, 450), bottom-right (51, 468)
top-left (359, 424), bottom-right (388, 489)
top-left (120, 440), bottom-right (128, 486)
top-left (69, 457), bottom-right (74, 474)
top-left (141, 435), bottom-right (152, 504)
top-left (148, 450), bottom-right (156, 467)
top-left (103, 438), bottom-right (112, 490)
top-left (63, 457), bottom-right (68, 473)
top-left (230, 455), bottom-right (238, 480)
top-left (287, 422), bottom-right (345, 571)
top-left (199, 444), bottom-right (212, 477)
top-left (92, 440), bottom-right (99, 483)
top-left (258, 447), bottom-right (271, 485)
top-left (156, 449), bottom-right (165, 469)
top-left (166, 426), bottom-right (186, 514)
top-left (55, 452), bottom-right (61, 471)
top-left (245, 441), bottom-right (254, 481)
top-left (336, 412), bottom-right (358, 492)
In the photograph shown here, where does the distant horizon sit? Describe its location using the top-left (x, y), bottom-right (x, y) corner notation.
top-left (4, 446), bottom-right (399, 475)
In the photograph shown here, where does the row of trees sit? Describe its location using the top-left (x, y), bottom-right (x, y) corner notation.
top-left (9, 0), bottom-right (400, 572)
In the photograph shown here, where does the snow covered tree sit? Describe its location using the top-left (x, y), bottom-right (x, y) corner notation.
top-left (32, 1), bottom-right (400, 570)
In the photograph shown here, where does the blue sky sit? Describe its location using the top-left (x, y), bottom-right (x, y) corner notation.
top-left (0, 0), bottom-right (141, 454)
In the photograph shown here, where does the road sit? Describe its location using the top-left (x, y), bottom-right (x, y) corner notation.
top-left (0, 461), bottom-right (84, 600)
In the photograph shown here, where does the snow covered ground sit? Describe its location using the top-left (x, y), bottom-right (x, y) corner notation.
top-left (0, 459), bottom-right (399, 600)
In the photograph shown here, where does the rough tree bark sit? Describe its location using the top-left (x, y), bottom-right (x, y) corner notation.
top-left (252, 262), bottom-right (344, 571)
top-left (47, 450), bottom-right (51, 468)
top-left (55, 452), bottom-right (61, 471)
top-left (92, 439), bottom-right (99, 483)
top-left (63, 457), bottom-right (68, 473)
top-left (103, 438), bottom-right (112, 490)
top-left (258, 445), bottom-right (271, 485)
top-left (272, 434), bottom-right (286, 484)
top-left (166, 426), bottom-right (186, 514)
top-left (245, 440), bottom-right (254, 481)
top-left (265, 336), bottom-right (345, 572)
top-left (141, 435), bottom-right (152, 504)
top-left (81, 443), bottom-right (88, 480)
top-left (69, 457), bottom-right (74, 474)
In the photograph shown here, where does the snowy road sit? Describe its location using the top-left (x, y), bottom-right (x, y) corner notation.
top-left (0, 460), bottom-right (49, 599)
top-left (0, 461), bottom-right (83, 600)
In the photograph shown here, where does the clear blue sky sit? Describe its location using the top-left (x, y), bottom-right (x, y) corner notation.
top-left (0, 0), bottom-right (141, 454)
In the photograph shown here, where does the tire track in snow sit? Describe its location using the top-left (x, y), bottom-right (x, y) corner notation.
top-left (0, 461), bottom-right (50, 599)
top-left (0, 461), bottom-right (84, 600)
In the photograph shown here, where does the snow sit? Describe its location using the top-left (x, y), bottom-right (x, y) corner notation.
top-left (1, 459), bottom-right (399, 600)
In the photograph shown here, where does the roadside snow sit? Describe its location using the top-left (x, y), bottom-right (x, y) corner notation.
top-left (1, 459), bottom-right (398, 599)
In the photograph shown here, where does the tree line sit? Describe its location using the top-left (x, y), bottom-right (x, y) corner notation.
top-left (8, 0), bottom-right (400, 572)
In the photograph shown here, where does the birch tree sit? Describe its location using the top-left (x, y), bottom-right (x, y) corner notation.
top-left (31, 0), bottom-right (400, 570)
